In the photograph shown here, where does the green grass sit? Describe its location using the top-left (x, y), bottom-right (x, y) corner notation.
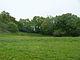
top-left (0, 33), bottom-right (80, 60)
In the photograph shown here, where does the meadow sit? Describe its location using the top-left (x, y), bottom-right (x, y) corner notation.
top-left (0, 33), bottom-right (80, 60)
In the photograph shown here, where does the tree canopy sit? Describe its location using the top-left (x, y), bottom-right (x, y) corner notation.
top-left (0, 11), bottom-right (80, 36)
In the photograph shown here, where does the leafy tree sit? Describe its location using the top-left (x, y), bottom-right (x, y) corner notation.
top-left (0, 11), bottom-right (18, 32)
top-left (19, 19), bottom-right (33, 32)
top-left (31, 16), bottom-right (45, 33)
top-left (0, 11), bottom-right (80, 36)
top-left (0, 22), bottom-right (8, 32)
top-left (0, 11), bottom-right (16, 23)
top-left (40, 17), bottom-right (54, 35)
top-left (7, 22), bottom-right (19, 32)
top-left (53, 13), bottom-right (80, 36)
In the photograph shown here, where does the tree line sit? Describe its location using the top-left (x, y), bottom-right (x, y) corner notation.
top-left (0, 11), bottom-right (80, 36)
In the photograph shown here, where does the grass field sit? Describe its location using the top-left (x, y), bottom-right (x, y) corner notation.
top-left (0, 33), bottom-right (80, 60)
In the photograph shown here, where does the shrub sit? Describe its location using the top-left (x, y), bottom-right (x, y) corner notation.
top-left (7, 22), bottom-right (19, 32)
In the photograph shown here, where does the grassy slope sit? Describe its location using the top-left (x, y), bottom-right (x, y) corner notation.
top-left (0, 33), bottom-right (80, 60)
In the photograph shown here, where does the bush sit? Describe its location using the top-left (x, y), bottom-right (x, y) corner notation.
top-left (53, 29), bottom-right (66, 36)
top-left (7, 22), bottom-right (19, 32)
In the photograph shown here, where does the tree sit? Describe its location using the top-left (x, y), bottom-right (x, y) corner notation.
top-left (19, 18), bottom-right (33, 32)
top-left (31, 16), bottom-right (45, 33)
top-left (0, 11), bottom-right (16, 23)
top-left (7, 22), bottom-right (19, 32)
top-left (0, 11), bottom-right (18, 32)
top-left (53, 13), bottom-right (80, 36)
top-left (40, 17), bottom-right (54, 35)
top-left (0, 22), bottom-right (8, 32)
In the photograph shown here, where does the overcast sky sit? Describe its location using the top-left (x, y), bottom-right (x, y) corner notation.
top-left (0, 0), bottom-right (80, 20)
